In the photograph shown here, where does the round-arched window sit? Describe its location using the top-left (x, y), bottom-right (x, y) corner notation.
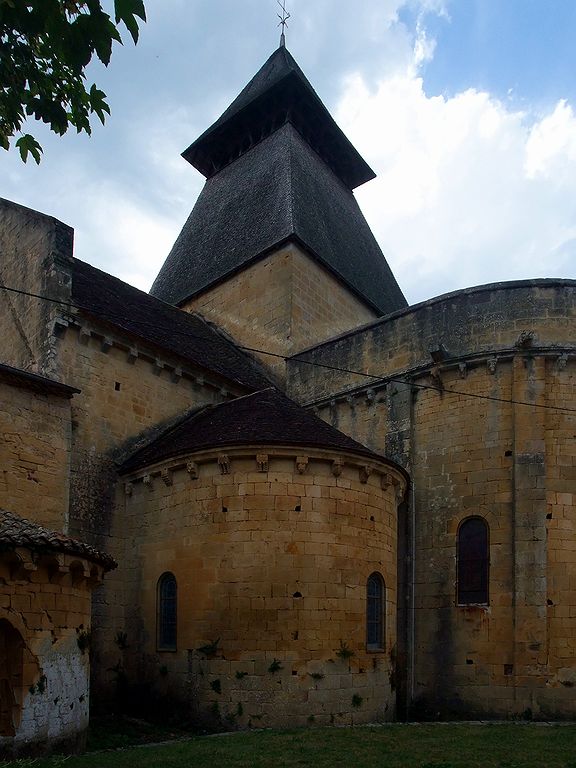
top-left (157, 572), bottom-right (177, 651)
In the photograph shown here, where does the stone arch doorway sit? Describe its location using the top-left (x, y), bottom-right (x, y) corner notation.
top-left (0, 619), bottom-right (24, 737)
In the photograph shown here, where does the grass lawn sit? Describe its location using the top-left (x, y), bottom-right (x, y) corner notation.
top-left (4, 723), bottom-right (576, 768)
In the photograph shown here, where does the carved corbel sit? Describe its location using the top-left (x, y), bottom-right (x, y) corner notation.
top-left (79, 326), bottom-right (91, 346)
top-left (331, 458), bottom-right (344, 477)
top-left (161, 468), bottom-right (173, 487)
top-left (458, 362), bottom-right (467, 379)
top-left (143, 474), bottom-right (153, 490)
top-left (124, 481), bottom-right (133, 497)
top-left (381, 474), bottom-right (404, 503)
top-left (557, 353), bottom-right (569, 371)
top-left (487, 356), bottom-right (497, 375)
top-left (256, 454), bottom-right (269, 472)
top-left (101, 337), bottom-right (113, 353)
top-left (359, 465), bottom-right (372, 484)
top-left (153, 359), bottom-right (164, 376)
top-left (296, 456), bottom-right (309, 474)
top-left (171, 367), bottom-right (182, 383)
top-left (218, 454), bottom-right (231, 475)
top-left (127, 347), bottom-right (138, 364)
top-left (186, 461), bottom-right (199, 479)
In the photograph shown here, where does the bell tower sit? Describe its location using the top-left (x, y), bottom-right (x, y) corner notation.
top-left (151, 46), bottom-right (407, 376)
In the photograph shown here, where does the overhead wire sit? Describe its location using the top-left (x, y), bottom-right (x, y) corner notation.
top-left (1, 281), bottom-right (576, 415)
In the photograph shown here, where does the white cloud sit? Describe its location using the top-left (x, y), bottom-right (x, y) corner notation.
top-left (338, 67), bottom-right (576, 304)
top-left (525, 100), bottom-right (576, 180)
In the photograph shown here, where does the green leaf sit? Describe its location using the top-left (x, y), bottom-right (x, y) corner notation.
top-left (114, 0), bottom-right (146, 43)
top-left (89, 83), bottom-right (110, 124)
top-left (15, 134), bottom-right (43, 164)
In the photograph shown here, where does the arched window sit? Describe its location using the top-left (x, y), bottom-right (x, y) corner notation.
top-left (457, 517), bottom-right (489, 605)
top-left (157, 572), bottom-right (177, 651)
top-left (366, 572), bottom-right (385, 650)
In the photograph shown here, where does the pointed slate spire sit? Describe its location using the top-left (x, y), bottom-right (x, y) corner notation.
top-left (182, 46), bottom-right (375, 190)
top-left (151, 47), bottom-right (407, 316)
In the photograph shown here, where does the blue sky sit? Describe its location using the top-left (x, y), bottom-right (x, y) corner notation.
top-left (2, 0), bottom-right (576, 305)
top-left (416, 1), bottom-right (576, 107)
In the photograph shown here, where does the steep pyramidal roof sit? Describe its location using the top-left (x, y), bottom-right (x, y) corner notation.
top-left (151, 46), bottom-right (407, 316)
top-left (183, 46), bottom-right (375, 189)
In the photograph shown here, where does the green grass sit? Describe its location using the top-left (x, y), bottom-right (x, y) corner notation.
top-left (5, 723), bottom-right (576, 768)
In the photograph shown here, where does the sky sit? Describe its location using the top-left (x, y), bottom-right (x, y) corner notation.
top-left (2, 0), bottom-right (576, 305)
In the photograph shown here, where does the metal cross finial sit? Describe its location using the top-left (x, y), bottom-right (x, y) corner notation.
top-left (277, 0), bottom-right (290, 47)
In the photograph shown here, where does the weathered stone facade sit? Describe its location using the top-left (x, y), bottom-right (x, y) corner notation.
top-left (121, 448), bottom-right (405, 727)
top-left (0, 548), bottom-right (104, 759)
top-left (2, 40), bottom-right (576, 756)
top-left (183, 242), bottom-right (377, 378)
top-left (288, 281), bottom-right (576, 718)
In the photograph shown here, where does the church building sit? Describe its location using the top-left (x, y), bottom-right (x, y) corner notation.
top-left (1, 42), bottom-right (576, 756)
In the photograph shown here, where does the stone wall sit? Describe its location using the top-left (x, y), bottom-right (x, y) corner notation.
top-left (0, 550), bottom-right (100, 758)
top-left (287, 280), bottom-right (576, 718)
top-left (0, 199), bottom-right (73, 378)
top-left (183, 243), bottom-right (377, 379)
top-left (120, 448), bottom-right (405, 728)
top-left (54, 320), bottom-right (244, 699)
top-left (0, 374), bottom-right (72, 533)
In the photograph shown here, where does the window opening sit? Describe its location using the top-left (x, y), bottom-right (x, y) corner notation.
top-left (366, 572), bottom-right (385, 650)
top-left (157, 572), bottom-right (177, 651)
top-left (457, 517), bottom-right (489, 605)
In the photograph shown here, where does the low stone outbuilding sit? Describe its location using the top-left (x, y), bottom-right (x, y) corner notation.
top-left (0, 510), bottom-right (115, 758)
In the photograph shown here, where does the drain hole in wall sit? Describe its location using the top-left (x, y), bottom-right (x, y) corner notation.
top-left (295, 504), bottom-right (301, 511)
top-left (547, 599), bottom-right (554, 606)
top-left (466, 659), bottom-right (473, 665)
top-left (292, 630), bottom-right (299, 640)
top-left (114, 382), bottom-right (121, 391)
top-left (292, 670), bottom-right (297, 676)
top-left (505, 450), bottom-right (512, 457)
top-left (370, 515), bottom-right (375, 522)
top-left (293, 591), bottom-right (302, 598)
top-left (222, 506), bottom-right (228, 513)
top-left (546, 513), bottom-right (553, 519)
top-left (504, 664), bottom-right (513, 675)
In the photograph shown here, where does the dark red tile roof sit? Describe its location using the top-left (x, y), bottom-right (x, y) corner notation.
top-left (120, 387), bottom-right (399, 474)
top-left (0, 509), bottom-right (116, 570)
top-left (72, 258), bottom-right (271, 391)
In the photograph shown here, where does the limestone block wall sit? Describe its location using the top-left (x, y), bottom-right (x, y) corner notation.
top-left (0, 199), bottom-right (73, 378)
top-left (0, 550), bottom-right (101, 758)
top-left (119, 448), bottom-right (405, 728)
top-left (288, 280), bottom-right (576, 406)
top-left (54, 323), bottom-right (240, 698)
top-left (0, 376), bottom-right (72, 532)
top-left (287, 280), bottom-right (576, 719)
top-left (56, 321), bottom-right (243, 541)
top-left (183, 243), bottom-right (377, 379)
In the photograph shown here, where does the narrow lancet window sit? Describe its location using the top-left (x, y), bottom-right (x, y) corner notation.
top-left (366, 572), bottom-right (385, 650)
top-left (157, 572), bottom-right (177, 651)
top-left (457, 517), bottom-right (489, 605)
